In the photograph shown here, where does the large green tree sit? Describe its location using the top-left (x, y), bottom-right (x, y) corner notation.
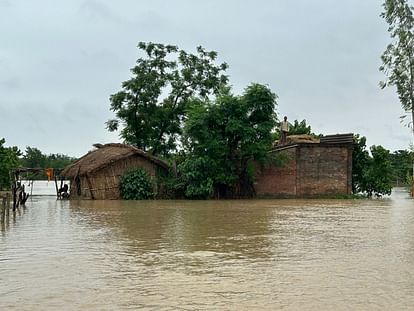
top-left (106, 42), bottom-right (228, 156)
top-left (380, 0), bottom-right (414, 192)
top-left (380, 0), bottom-right (414, 124)
top-left (0, 138), bottom-right (21, 190)
top-left (179, 84), bottom-right (278, 198)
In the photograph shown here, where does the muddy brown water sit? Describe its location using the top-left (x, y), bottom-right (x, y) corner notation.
top-left (1, 188), bottom-right (414, 310)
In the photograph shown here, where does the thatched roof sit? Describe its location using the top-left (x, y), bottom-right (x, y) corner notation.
top-left (61, 143), bottom-right (169, 178)
top-left (272, 134), bottom-right (320, 148)
top-left (285, 134), bottom-right (320, 144)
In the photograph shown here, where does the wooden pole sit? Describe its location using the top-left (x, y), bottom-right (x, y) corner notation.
top-left (1, 196), bottom-right (5, 223)
top-left (5, 192), bottom-right (10, 219)
top-left (85, 174), bottom-right (95, 200)
top-left (12, 183), bottom-right (17, 211)
top-left (54, 176), bottom-right (59, 199)
top-left (412, 161), bottom-right (414, 197)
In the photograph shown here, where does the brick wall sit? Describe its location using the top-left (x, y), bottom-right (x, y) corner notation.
top-left (254, 148), bottom-right (297, 197)
top-left (297, 145), bottom-right (351, 196)
top-left (254, 143), bottom-right (352, 197)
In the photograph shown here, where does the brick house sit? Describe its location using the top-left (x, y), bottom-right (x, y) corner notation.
top-left (254, 134), bottom-right (353, 197)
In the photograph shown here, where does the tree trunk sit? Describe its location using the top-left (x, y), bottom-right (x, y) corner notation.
top-left (412, 107), bottom-right (414, 197)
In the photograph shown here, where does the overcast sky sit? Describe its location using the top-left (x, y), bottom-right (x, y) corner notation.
top-left (0, 0), bottom-right (412, 157)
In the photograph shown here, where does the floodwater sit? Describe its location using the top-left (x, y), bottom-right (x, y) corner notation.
top-left (19, 180), bottom-right (70, 196)
top-left (1, 189), bottom-right (414, 310)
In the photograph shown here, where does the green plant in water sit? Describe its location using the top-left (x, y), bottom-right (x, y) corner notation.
top-left (120, 169), bottom-right (154, 200)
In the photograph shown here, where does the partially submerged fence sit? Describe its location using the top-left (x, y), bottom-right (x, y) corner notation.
top-left (1, 192), bottom-right (11, 223)
top-left (3, 167), bottom-right (69, 213)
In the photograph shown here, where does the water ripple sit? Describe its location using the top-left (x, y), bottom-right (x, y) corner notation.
top-left (1, 190), bottom-right (414, 309)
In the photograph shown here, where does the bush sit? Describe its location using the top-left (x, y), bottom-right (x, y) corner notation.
top-left (120, 169), bottom-right (154, 200)
top-left (0, 138), bottom-right (21, 190)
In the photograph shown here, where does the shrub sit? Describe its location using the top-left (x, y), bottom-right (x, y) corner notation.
top-left (120, 169), bottom-right (153, 200)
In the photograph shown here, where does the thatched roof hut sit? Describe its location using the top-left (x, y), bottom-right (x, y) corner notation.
top-left (61, 143), bottom-right (169, 200)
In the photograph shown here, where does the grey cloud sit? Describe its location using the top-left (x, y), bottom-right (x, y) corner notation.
top-left (0, 77), bottom-right (20, 89)
top-left (0, 0), bottom-right (412, 156)
top-left (0, 0), bottom-right (10, 8)
top-left (79, 0), bottom-right (124, 24)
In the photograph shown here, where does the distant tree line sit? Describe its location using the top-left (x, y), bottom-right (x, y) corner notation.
top-left (0, 140), bottom-right (76, 189)
top-left (389, 149), bottom-right (412, 186)
top-left (20, 147), bottom-right (76, 172)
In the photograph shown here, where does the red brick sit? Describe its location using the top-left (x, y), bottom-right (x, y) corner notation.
top-left (254, 143), bottom-right (352, 197)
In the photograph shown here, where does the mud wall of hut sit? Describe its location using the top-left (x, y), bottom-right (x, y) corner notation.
top-left (254, 144), bottom-right (352, 197)
top-left (70, 156), bottom-right (162, 200)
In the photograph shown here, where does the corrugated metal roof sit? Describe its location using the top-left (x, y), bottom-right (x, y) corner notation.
top-left (320, 133), bottom-right (354, 144)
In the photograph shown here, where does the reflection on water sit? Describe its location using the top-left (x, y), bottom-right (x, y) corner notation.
top-left (1, 188), bottom-right (414, 310)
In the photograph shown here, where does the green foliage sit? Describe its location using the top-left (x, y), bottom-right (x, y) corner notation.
top-left (45, 153), bottom-right (76, 170)
top-left (106, 42), bottom-right (228, 156)
top-left (120, 169), bottom-right (154, 200)
top-left (177, 156), bottom-right (214, 199)
top-left (20, 146), bottom-right (76, 179)
top-left (352, 135), bottom-right (370, 193)
top-left (271, 119), bottom-right (317, 144)
top-left (0, 138), bottom-right (21, 190)
top-left (389, 149), bottom-right (413, 185)
top-left (405, 144), bottom-right (414, 192)
top-left (22, 147), bottom-right (46, 168)
top-left (380, 0), bottom-right (414, 126)
top-left (288, 119), bottom-right (314, 136)
top-left (363, 146), bottom-right (393, 197)
top-left (180, 83), bottom-right (278, 198)
top-left (352, 135), bottom-right (393, 197)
